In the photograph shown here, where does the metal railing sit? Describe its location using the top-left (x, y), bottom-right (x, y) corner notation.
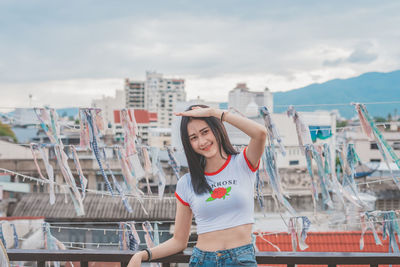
top-left (7, 249), bottom-right (400, 267)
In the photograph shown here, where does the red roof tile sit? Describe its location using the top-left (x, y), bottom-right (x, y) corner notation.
top-left (256, 231), bottom-right (400, 267)
top-left (256, 231), bottom-right (399, 252)
top-left (113, 110), bottom-right (121, 124)
top-left (113, 109), bottom-right (157, 124)
top-left (149, 112), bottom-right (157, 122)
top-left (133, 110), bottom-right (150, 123)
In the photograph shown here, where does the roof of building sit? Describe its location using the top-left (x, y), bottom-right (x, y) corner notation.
top-left (10, 193), bottom-right (177, 221)
top-left (0, 140), bottom-right (33, 159)
top-left (149, 112), bottom-right (157, 122)
top-left (256, 231), bottom-right (397, 253)
top-left (113, 109), bottom-right (157, 124)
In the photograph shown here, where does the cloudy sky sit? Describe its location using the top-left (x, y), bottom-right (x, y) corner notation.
top-left (1, 0), bottom-right (400, 109)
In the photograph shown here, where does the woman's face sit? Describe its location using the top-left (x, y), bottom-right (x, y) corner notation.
top-left (187, 119), bottom-right (219, 159)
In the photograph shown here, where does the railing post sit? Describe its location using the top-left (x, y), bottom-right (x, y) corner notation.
top-left (81, 261), bottom-right (89, 267)
top-left (37, 261), bottom-right (45, 267)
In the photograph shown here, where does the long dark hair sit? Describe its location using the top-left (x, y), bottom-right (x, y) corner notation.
top-left (180, 104), bottom-right (238, 194)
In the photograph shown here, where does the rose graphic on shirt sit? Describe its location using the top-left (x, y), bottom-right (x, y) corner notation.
top-left (206, 187), bottom-right (231, 202)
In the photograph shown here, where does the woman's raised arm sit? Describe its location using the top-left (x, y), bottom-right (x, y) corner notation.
top-left (220, 110), bottom-right (267, 168)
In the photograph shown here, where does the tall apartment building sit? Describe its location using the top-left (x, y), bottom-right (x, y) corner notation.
top-left (124, 72), bottom-right (186, 128)
top-left (228, 83), bottom-right (273, 114)
top-left (125, 79), bottom-right (145, 109)
top-left (145, 71), bottom-right (186, 128)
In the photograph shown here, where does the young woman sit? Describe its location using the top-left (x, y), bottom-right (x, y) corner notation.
top-left (128, 105), bottom-right (267, 267)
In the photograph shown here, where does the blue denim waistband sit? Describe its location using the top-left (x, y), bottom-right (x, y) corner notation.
top-left (192, 243), bottom-right (254, 261)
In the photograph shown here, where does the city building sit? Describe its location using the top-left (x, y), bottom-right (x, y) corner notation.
top-left (91, 90), bottom-right (125, 128)
top-left (342, 122), bottom-right (400, 164)
top-left (124, 72), bottom-right (186, 129)
top-left (228, 83), bottom-right (273, 114)
top-left (113, 109), bottom-right (157, 145)
top-left (145, 71), bottom-right (186, 128)
top-left (124, 79), bottom-right (145, 109)
top-left (11, 108), bottom-right (39, 126)
top-left (148, 128), bottom-right (171, 147)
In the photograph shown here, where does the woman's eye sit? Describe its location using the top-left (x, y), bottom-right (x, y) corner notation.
top-left (190, 136), bottom-right (197, 141)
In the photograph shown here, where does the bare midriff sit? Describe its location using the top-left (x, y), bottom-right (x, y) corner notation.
top-left (195, 223), bottom-right (253, 251)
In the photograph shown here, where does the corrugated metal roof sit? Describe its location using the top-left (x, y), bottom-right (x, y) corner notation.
top-left (11, 193), bottom-right (177, 221)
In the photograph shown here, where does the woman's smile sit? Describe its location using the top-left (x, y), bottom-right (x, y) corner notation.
top-left (201, 143), bottom-right (213, 151)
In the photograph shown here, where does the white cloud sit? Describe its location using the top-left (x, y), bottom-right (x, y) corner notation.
top-left (1, 0), bottom-right (400, 107)
top-left (0, 79), bottom-right (122, 109)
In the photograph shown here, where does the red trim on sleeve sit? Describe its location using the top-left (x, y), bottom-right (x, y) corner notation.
top-left (204, 154), bottom-right (232, 176)
top-left (175, 192), bottom-right (190, 206)
top-left (243, 147), bottom-right (260, 172)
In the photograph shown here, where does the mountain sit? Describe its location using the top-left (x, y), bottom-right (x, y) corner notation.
top-left (56, 108), bottom-right (79, 118)
top-left (273, 70), bottom-right (400, 119)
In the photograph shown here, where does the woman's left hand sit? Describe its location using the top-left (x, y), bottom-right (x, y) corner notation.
top-left (174, 107), bottom-right (219, 118)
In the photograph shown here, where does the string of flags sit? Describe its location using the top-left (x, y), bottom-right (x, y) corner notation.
top-left (288, 216), bottom-right (312, 251)
top-left (1, 103), bottom-right (399, 254)
top-left (8, 165), bottom-right (394, 203)
top-left (255, 103), bottom-right (400, 251)
top-left (2, 212), bottom-right (400, 253)
top-left (258, 104), bottom-right (399, 212)
top-left (29, 108), bottom-right (179, 215)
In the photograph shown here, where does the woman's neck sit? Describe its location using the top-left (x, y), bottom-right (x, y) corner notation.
top-left (204, 150), bottom-right (228, 174)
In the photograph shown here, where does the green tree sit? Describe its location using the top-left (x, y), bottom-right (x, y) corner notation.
top-left (0, 122), bottom-right (17, 142)
top-left (374, 116), bottom-right (386, 123)
top-left (336, 120), bottom-right (348, 128)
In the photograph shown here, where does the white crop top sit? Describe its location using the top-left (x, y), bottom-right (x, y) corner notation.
top-left (175, 147), bottom-right (259, 234)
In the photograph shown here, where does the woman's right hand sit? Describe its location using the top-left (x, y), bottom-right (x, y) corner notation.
top-left (127, 252), bottom-right (144, 267)
top-left (174, 106), bottom-right (221, 119)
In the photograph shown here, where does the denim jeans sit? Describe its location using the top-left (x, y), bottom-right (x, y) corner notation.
top-left (189, 243), bottom-right (257, 267)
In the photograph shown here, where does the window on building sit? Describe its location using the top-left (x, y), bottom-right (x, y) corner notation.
top-left (69, 229), bottom-right (85, 248)
top-left (370, 159), bottom-right (381, 162)
top-left (393, 142), bottom-right (400, 150)
top-left (370, 142), bottom-right (378, 150)
top-left (289, 160), bottom-right (299, 165)
top-left (97, 176), bottom-right (114, 191)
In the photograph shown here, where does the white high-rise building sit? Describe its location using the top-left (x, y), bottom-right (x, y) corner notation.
top-left (145, 71), bottom-right (186, 128)
top-left (125, 79), bottom-right (145, 109)
top-left (228, 83), bottom-right (273, 114)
